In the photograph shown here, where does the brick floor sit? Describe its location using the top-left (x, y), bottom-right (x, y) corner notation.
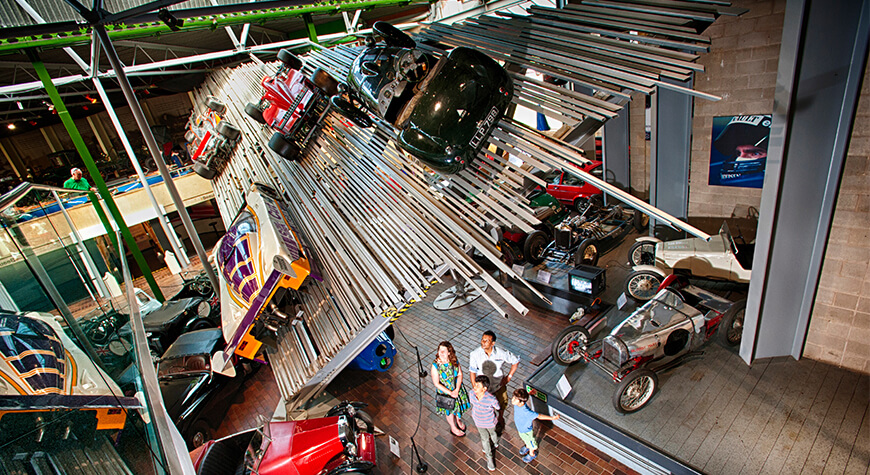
top-left (217, 278), bottom-right (638, 475)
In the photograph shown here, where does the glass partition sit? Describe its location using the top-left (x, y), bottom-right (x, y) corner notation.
top-left (0, 183), bottom-right (191, 474)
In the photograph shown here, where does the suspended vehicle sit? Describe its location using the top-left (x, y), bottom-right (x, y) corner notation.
top-left (186, 96), bottom-right (242, 180)
top-left (338, 22), bottom-right (514, 174)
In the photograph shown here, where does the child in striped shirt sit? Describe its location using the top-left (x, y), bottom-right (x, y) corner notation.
top-left (470, 375), bottom-right (500, 471)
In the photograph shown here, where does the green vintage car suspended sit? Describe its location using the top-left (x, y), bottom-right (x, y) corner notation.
top-left (336, 22), bottom-right (514, 174)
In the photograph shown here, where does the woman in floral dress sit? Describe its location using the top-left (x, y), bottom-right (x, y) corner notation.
top-left (430, 341), bottom-right (470, 436)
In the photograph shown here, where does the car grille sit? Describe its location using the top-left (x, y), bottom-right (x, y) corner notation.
top-left (555, 227), bottom-right (571, 248)
top-left (602, 336), bottom-right (628, 366)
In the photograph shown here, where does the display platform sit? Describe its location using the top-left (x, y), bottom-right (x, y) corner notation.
top-left (511, 260), bottom-right (606, 315)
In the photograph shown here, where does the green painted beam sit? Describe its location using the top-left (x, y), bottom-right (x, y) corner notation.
top-left (303, 13), bottom-right (319, 45)
top-left (0, 0), bottom-right (421, 54)
top-left (28, 51), bottom-right (165, 302)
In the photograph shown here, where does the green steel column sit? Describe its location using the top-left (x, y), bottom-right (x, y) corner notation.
top-left (28, 50), bottom-right (165, 301)
top-left (87, 190), bottom-right (118, 250)
top-left (303, 13), bottom-right (319, 44)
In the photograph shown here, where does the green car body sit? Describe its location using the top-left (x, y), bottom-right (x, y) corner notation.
top-left (347, 44), bottom-right (513, 174)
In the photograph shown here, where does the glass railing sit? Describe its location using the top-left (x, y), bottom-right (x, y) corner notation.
top-left (0, 182), bottom-right (193, 474)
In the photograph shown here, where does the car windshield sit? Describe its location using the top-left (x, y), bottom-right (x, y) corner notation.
top-left (157, 354), bottom-right (210, 378)
top-left (243, 424), bottom-right (270, 473)
top-left (612, 289), bottom-right (688, 339)
top-left (719, 222), bottom-right (739, 255)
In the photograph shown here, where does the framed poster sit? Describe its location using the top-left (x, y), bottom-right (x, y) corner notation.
top-left (708, 114), bottom-right (771, 188)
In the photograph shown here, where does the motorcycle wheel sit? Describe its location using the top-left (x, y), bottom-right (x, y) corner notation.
top-left (551, 325), bottom-right (590, 365)
top-left (613, 369), bottom-right (658, 414)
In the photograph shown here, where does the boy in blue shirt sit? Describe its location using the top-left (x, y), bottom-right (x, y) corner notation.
top-left (512, 388), bottom-right (559, 463)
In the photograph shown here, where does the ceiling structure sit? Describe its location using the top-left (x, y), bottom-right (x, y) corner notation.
top-left (0, 0), bottom-right (431, 133)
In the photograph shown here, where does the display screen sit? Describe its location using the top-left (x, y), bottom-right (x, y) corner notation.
top-left (569, 275), bottom-right (593, 294)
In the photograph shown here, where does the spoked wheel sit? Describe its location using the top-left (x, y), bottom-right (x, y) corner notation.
top-left (613, 369), bottom-right (658, 413)
top-left (277, 49), bottom-right (303, 70)
top-left (574, 239), bottom-right (599, 266)
top-left (373, 21), bottom-right (416, 48)
top-left (192, 160), bottom-right (217, 180)
top-left (624, 270), bottom-right (663, 301)
top-left (215, 120), bottom-right (241, 141)
top-left (551, 325), bottom-right (591, 365)
top-left (311, 68), bottom-right (339, 96)
top-left (719, 299), bottom-right (747, 347)
top-left (204, 96), bottom-right (226, 115)
top-left (524, 230), bottom-right (549, 265)
top-left (268, 133), bottom-right (302, 161)
top-left (330, 96), bottom-right (373, 128)
top-left (628, 241), bottom-right (656, 266)
top-left (245, 103), bottom-right (265, 124)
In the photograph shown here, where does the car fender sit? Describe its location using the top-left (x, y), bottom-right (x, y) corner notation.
top-left (634, 236), bottom-right (662, 244)
top-left (630, 265), bottom-right (669, 278)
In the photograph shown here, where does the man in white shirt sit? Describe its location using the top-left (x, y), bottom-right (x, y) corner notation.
top-left (469, 330), bottom-right (519, 433)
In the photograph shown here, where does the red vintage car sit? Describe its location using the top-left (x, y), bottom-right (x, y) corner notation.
top-left (245, 50), bottom-right (363, 161)
top-left (190, 401), bottom-right (376, 475)
top-left (543, 161), bottom-right (604, 212)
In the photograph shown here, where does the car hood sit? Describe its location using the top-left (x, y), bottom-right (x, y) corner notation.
top-left (397, 47), bottom-right (513, 173)
top-left (159, 373), bottom-right (209, 420)
top-left (143, 298), bottom-right (199, 330)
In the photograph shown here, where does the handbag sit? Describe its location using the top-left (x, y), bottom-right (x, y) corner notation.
top-left (435, 393), bottom-right (456, 410)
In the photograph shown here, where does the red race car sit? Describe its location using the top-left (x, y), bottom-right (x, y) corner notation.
top-left (245, 50), bottom-right (364, 161)
top-left (190, 401), bottom-right (376, 475)
top-left (542, 161), bottom-right (604, 213)
top-left (186, 96), bottom-right (241, 180)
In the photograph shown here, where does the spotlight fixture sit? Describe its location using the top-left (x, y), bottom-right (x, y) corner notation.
top-left (7, 123), bottom-right (15, 130)
top-left (157, 8), bottom-right (184, 31)
top-left (85, 95), bottom-right (98, 104)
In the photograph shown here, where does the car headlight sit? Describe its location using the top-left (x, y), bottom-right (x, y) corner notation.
top-left (197, 301), bottom-right (210, 317)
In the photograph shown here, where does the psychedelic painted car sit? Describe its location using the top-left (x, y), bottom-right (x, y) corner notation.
top-left (0, 311), bottom-right (141, 444)
top-left (211, 184), bottom-right (315, 373)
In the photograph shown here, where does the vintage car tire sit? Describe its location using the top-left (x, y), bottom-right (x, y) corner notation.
top-left (277, 49), bottom-right (303, 70)
top-left (719, 298), bottom-right (747, 347)
top-left (192, 160), bottom-right (217, 180)
top-left (311, 68), bottom-right (340, 96)
top-left (244, 103), bottom-right (266, 124)
top-left (628, 241), bottom-right (656, 266)
top-left (613, 369), bottom-right (658, 414)
top-left (574, 194), bottom-right (603, 214)
top-left (373, 21), bottom-right (416, 48)
top-left (624, 269), bottom-right (663, 301)
top-left (524, 230), bottom-right (550, 265)
top-left (574, 239), bottom-right (600, 267)
top-left (215, 120), bottom-right (241, 141)
top-left (188, 419), bottom-right (212, 449)
top-left (500, 241), bottom-right (518, 266)
top-left (268, 133), bottom-right (302, 161)
top-left (204, 97), bottom-right (226, 115)
top-left (552, 325), bottom-right (591, 366)
top-left (330, 96), bottom-right (373, 128)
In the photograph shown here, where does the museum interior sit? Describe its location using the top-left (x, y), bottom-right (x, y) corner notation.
top-left (0, 0), bottom-right (867, 474)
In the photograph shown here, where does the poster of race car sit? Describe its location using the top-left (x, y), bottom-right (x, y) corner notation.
top-left (708, 114), bottom-right (771, 188)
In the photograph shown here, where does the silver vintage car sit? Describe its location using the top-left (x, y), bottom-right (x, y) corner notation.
top-left (551, 277), bottom-right (745, 413)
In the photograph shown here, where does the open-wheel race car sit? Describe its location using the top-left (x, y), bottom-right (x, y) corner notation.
top-left (189, 401), bottom-right (376, 475)
top-left (0, 311), bottom-right (141, 446)
top-left (551, 276), bottom-right (745, 413)
top-left (186, 96), bottom-right (241, 180)
top-left (525, 203), bottom-right (646, 267)
top-left (625, 222), bottom-right (753, 301)
top-left (211, 183), bottom-right (314, 373)
top-left (335, 21), bottom-right (513, 174)
top-left (245, 50), bottom-right (363, 161)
